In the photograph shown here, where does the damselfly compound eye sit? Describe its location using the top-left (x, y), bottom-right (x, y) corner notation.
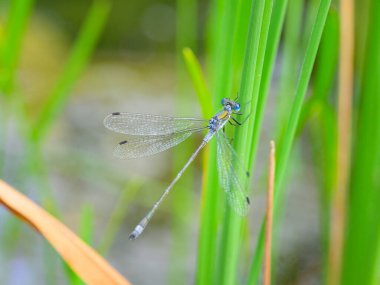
top-left (233, 103), bottom-right (241, 112)
top-left (221, 98), bottom-right (227, 105)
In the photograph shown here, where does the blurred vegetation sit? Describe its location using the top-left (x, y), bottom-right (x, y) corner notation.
top-left (36, 0), bottom-right (205, 51)
top-left (0, 0), bottom-right (379, 284)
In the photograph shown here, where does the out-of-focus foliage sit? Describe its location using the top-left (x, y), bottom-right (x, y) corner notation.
top-left (1, 0), bottom-right (379, 284)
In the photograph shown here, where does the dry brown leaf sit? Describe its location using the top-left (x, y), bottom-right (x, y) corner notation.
top-left (0, 179), bottom-right (131, 285)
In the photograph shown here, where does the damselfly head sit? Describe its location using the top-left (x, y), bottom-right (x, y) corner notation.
top-left (221, 98), bottom-right (240, 112)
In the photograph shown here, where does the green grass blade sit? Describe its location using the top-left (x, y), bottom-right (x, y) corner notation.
top-left (246, 221), bottom-right (265, 285)
top-left (298, 8), bottom-right (339, 134)
top-left (306, 9), bottom-right (339, 285)
top-left (274, 0), bottom-right (331, 201)
top-left (275, 0), bottom-right (331, 204)
top-left (208, 0), bottom-right (240, 102)
top-left (249, 0), bottom-right (288, 174)
top-left (267, 0), bottom-right (304, 280)
top-left (374, 240), bottom-right (380, 285)
top-left (247, 1), bottom-right (332, 284)
top-left (0, 0), bottom-right (34, 95)
top-left (274, 0), bottom-right (304, 137)
top-left (30, 0), bottom-right (111, 143)
top-left (342, 0), bottom-right (380, 283)
top-left (182, 48), bottom-right (212, 118)
top-left (196, 0), bottom-right (242, 284)
top-left (196, 147), bottom-right (219, 285)
top-left (235, 0), bottom-right (265, 113)
top-left (217, 0), bottom-right (273, 284)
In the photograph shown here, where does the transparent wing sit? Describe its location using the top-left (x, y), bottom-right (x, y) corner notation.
top-left (113, 129), bottom-right (204, 159)
top-left (216, 131), bottom-right (249, 216)
top-left (104, 112), bottom-right (208, 136)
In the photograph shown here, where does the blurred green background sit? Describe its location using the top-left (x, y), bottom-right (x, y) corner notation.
top-left (0, 0), bottom-right (379, 285)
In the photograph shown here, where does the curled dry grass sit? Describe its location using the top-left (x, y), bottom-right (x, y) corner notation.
top-left (0, 180), bottom-right (131, 285)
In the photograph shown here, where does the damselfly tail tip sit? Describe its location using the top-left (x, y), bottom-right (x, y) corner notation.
top-left (128, 220), bottom-right (147, 240)
top-left (128, 227), bottom-right (142, 240)
top-left (129, 232), bottom-right (138, 240)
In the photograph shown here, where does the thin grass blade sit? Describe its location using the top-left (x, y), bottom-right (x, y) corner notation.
top-left (0, 0), bottom-right (34, 95)
top-left (247, 1), bottom-right (332, 284)
top-left (30, 0), bottom-right (111, 143)
top-left (182, 48), bottom-right (212, 118)
top-left (217, 0), bottom-right (273, 284)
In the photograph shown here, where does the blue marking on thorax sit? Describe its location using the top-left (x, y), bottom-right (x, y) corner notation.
top-left (208, 116), bottom-right (218, 132)
top-left (207, 103), bottom-right (234, 134)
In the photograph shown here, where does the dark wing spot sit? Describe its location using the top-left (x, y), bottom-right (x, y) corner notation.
top-left (119, 140), bottom-right (128, 145)
top-left (246, 171), bottom-right (250, 177)
top-left (246, 197), bottom-right (250, 205)
top-left (112, 112), bottom-right (121, 115)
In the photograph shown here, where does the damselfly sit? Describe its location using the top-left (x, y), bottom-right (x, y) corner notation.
top-left (104, 98), bottom-right (250, 240)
